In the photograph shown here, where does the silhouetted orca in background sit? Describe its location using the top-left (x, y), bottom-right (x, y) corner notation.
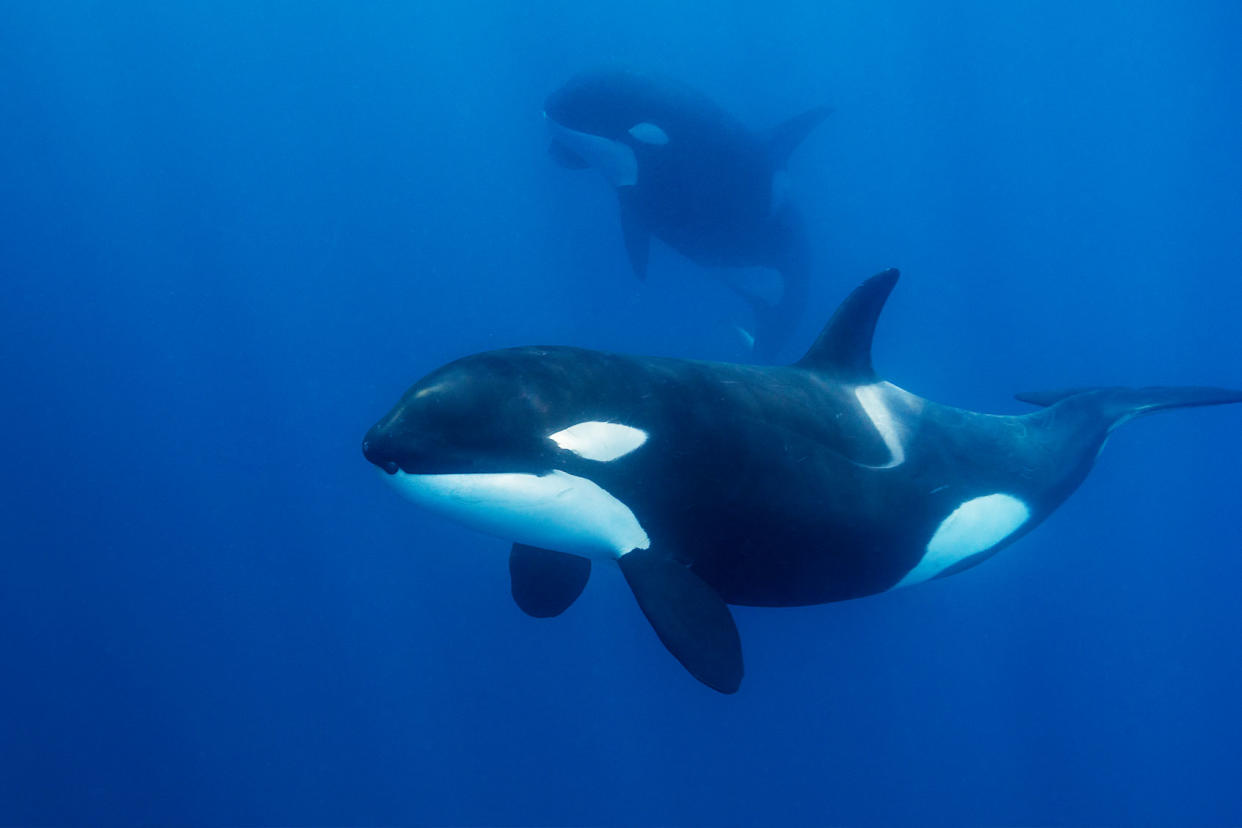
top-left (363, 269), bottom-right (1241, 693)
top-left (544, 69), bottom-right (831, 358)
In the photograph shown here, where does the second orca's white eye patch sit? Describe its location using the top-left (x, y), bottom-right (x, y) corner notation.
top-left (628, 122), bottom-right (670, 145)
top-left (548, 421), bottom-right (648, 461)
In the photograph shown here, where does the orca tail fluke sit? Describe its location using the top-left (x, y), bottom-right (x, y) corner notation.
top-left (1016, 385), bottom-right (1242, 430)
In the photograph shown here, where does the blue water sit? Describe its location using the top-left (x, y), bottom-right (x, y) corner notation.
top-left (3, 3), bottom-right (1241, 824)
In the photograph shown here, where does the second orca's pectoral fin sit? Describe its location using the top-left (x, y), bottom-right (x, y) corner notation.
top-left (619, 547), bottom-right (743, 694)
top-left (618, 190), bottom-right (650, 280)
top-left (509, 543), bottom-right (591, 618)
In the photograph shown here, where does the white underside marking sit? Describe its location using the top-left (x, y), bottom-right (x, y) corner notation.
top-left (895, 493), bottom-right (1031, 588)
top-left (543, 113), bottom-right (637, 187)
top-left (548, 421), bottom-right (648, 462)
top-left (853, 383), bottom-right (905, 468)
top-left (387, 469), bottom-right (649, 560)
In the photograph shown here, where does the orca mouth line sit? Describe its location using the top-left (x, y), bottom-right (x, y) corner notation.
top-left (362, 439), bottom-right (399, 475)
top-left (364, 447), bottom-right (556, 479)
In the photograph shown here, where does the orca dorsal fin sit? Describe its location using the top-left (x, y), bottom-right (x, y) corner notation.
top-left (763, 105), bottom-right (832, 165)
top-left (795, 268), bottom-right (899, 381)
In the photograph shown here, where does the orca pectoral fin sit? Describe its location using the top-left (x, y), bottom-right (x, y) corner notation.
top-left (619, 548), bottom-right (743, 694)
top-left (509, 543), bottom-right (591, 618)
top-left (618, 190), bottom-right (650, 280)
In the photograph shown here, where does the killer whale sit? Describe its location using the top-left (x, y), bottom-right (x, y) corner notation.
top-left (362, 270), bottom-right (1242, 693)
top-left (543, 69), bottom-right (830, 358)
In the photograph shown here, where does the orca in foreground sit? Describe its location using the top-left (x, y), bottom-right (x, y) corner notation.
top-left (543, 69), bottom-right (830, 357)
top-left (363, 270), bottom-right (1241, 693)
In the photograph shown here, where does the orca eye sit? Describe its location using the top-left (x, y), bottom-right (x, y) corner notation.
top-left (627, 122), bottom-right (669, 146)
top-left (548, 421), bottom-right (648, 462)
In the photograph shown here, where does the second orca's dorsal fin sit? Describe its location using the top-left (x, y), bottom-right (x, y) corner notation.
top-left (795, 269), bottom-right (899, 381)
top-left (763, 105), bottom-right (832, 166)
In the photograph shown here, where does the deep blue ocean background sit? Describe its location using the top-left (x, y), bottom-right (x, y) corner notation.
top-left (3, 2), bottom-right (1241, 824)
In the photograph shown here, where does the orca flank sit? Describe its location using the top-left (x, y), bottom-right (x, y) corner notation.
top-left (364, 270), bottom-right (1242, 694)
